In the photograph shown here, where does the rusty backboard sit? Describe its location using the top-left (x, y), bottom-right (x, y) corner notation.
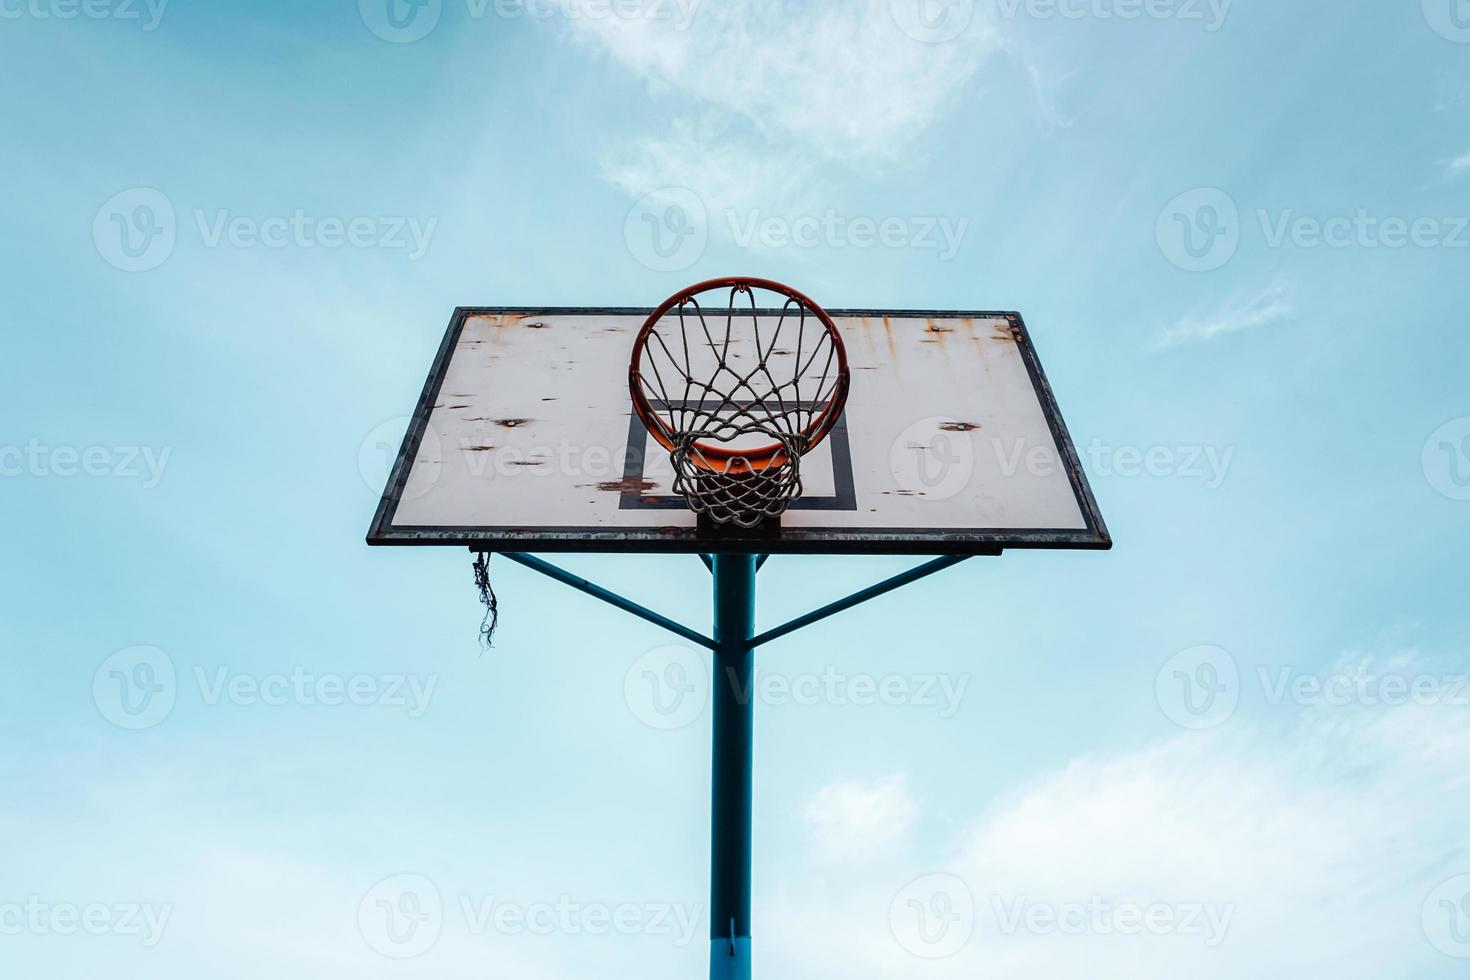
top-left (366, 307), bottom-right (1109, 555)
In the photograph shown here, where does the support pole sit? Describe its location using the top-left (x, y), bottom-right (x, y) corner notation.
top-left (709, 553), bottom-right (756, 980)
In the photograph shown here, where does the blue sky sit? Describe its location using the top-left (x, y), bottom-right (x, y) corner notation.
top-left (3, 0), bottom-right (1470, 977)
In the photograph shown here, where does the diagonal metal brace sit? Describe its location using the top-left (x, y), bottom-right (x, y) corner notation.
top-left (499, 552), bottom-right (717, 650)
top-left (748, 555), bottom-right (971, 649)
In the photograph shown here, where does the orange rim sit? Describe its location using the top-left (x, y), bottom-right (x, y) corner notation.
top-left (628, 277), bottom-right (850, 474)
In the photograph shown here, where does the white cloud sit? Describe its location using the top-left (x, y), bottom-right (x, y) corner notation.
top-left (1448, 151), bottom-right (1470, 177)
top-left (554, 1), bottom-right (1001, 213)
top-left (565, 2), bottom-right (998, 163)
top-left (764, 652), bottom-right (1470, 979)
top-left (601, 116), bottom-right (820, 217)
top-left (802, 773), bottom-right (918, 865)
top-left (1153, 281), bottom-right (1292, 350)
top-left (954, 679), bottom-right (1470, 977)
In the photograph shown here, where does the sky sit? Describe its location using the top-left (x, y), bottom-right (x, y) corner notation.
top-left (2, 0), bottom-right (1470, 977)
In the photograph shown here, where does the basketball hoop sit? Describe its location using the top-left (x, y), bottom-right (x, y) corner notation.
top-left (629, 277), bottom-right (851, 528)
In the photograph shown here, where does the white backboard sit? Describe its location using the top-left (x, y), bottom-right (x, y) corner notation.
top-left (368, 307), bottom-right (1109, 555)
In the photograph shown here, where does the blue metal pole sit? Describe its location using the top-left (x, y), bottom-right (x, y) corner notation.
top-left (709, 552), bottom-right (756, 980)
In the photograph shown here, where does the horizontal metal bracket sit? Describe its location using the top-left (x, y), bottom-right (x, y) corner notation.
top-left (702, 553), bottom-right (769, 574)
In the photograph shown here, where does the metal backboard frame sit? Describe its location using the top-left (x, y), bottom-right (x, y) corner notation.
top-left (366, 306), bottom-right (1111, 556)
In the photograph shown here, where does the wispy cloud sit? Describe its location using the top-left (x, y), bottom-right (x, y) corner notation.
top-left (802, 773), bottom-right (917, 865)
top-left (1448, 150), bottom-right (1470, 178)
top-left (764, 650), bottom-right (1470, 979)
top-left (600, 115), bottom-right (820, 216)
top-left (565, 2), bottom-right (998, 162)
top-left (1153, 281), bottom-right (1292, 350)
top-left (553, 1), bottom-right (1001, 213)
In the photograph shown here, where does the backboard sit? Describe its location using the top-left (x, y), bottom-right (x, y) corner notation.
top-left (366, 305), bottom-right (1110, 555)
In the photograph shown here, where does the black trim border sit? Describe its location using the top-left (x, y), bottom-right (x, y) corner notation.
top-left (366, 307), bottom-right (1112, 556)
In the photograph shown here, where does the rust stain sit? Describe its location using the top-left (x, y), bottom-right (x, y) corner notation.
top-left (596, 477), bottom-right (659, 494)
top-left (940, 422), bottom-right (981, 433)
